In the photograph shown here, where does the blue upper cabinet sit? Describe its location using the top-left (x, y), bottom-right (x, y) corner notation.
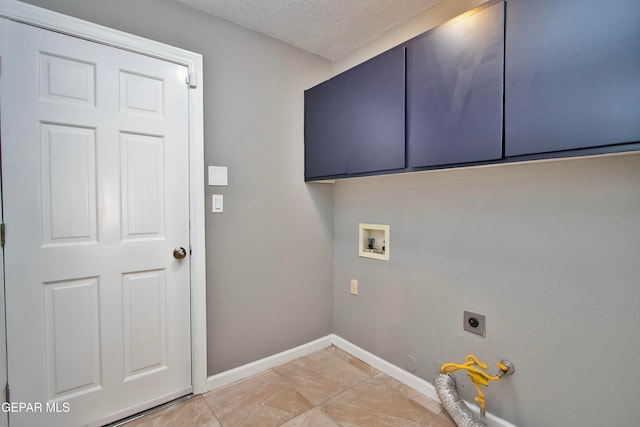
top-left (304, 71), bottom-right (349, 179)
top-left (505, 0), bottom-right (640, 157)
top-left (407, 1), bottom-right (505, 168)
top-left (344, 47), bottom-right (406, 175)
top-left (304, 47), bottom-right (406, 180)
top-left (305, 0), bottom-right (640, 181)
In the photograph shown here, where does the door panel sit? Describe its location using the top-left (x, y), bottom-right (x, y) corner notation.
top-left (44, 278), bottom-right (102, 400)
top-left (0, 18), bottom-right (191, 427)
top-left (41, 124), bottom-right (98, 245)
top-left (122, 270), bottom-right (167, 380)
top-left (39, 52), bottom-right (97, 107)
top-left (119, 71), bottom-right (164, 117)
top-left (121, 132), bottom-right (165, 239)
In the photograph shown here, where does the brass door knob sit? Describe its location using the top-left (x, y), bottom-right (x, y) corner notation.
top-left (173, 247), bottom-right (187, 259)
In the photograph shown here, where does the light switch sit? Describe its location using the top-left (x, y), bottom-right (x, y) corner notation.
top-left (208, 166), bottom-right (228, 186)
top-left (212, 195), bottom-right (223, 213)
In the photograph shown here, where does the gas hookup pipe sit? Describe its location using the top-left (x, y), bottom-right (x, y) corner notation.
top-left (435, 373), bottom-right (487, 427)
top-left (436, 355), bottom-right (515, 425)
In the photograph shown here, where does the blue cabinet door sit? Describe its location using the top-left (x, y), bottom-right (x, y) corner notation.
top-left (304, 75), bottom-right (349, 179)
top-left (304, 46), bottom-right (405, 180)
top-left (344, 47), bottom-right (406, 175)
top-left (407, 1), bottom-right (504, 168)
top-left (505, 0), bottom-right (640, 157)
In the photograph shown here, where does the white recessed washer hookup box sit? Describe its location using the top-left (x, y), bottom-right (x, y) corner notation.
top-left (359, 223), bottom-right (389, 261)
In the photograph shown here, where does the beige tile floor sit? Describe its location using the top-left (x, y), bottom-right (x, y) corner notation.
top-left (124, 346), bottom-right (456, 427)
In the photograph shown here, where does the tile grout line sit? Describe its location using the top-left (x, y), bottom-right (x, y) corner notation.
top-left (270, 348), bottom-right (379, 426)
top-left (200, 394), bottom-right (224, 427)
top-left (289, 349), bottom-right (442, 427)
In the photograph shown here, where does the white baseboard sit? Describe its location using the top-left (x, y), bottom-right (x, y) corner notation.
top-left (330, 335), bottom-right (517, 427)
top-left (207, 335), bottom-right (332, 390)
top-left (329, 334), bottom-right (440, 402)
top-left (206, 334), bottom-right (517, 427)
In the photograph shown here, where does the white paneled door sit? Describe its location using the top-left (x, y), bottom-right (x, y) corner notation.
top-left (0, 18), bottom-right (192, 427)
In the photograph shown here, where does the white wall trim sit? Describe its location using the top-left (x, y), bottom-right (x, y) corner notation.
top-left (0, 0), bottom-right (199, 66)
top-left (207, 336), bottom-right (333, 390)
top-left (0, 0), bottom-right (207, 395)
top-left (330, 335), bottom-right (518, 427)
top-left (207, 334), bottom-right (517, 427)
top-left (329, 335), bottom-right (440, 401)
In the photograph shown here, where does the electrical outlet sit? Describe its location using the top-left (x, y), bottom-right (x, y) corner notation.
top-left (350, 279), bottom-right (358, 295)
top-left (463, 311), bottom-right (486, 337)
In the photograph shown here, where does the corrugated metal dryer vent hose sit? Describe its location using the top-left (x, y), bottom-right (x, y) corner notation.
top-left (435, 373), bottom-right (488, 427)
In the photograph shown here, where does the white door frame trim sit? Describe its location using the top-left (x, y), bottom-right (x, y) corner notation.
top-left (0, 0), bottom-right (208, 396)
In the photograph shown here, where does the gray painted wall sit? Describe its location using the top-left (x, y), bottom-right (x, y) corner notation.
top-left (332, 154), bottom-right (640, 426)
top-left (331, 4), bottom-right (640, 425)
top-left (19, 0), bottom-right (335, 375)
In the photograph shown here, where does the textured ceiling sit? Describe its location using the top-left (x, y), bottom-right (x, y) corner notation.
top-left (176, 0), bottom-right (442, 61)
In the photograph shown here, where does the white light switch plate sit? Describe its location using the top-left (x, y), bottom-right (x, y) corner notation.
top-left (212, 195), bottom-right (223, 213)
top-left (208, 166), bottom-right (228, 186)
